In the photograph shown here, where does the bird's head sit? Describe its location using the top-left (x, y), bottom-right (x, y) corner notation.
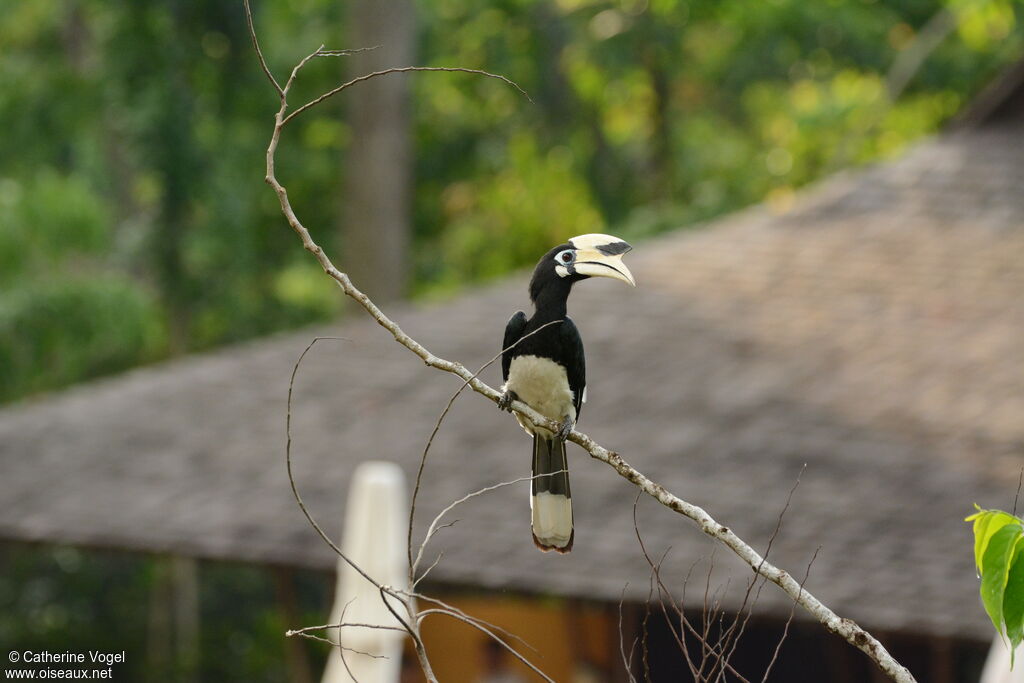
top-left (529, 233), bottom-right (635, 303)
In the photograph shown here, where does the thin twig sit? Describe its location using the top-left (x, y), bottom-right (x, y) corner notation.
top-left (286, 337), bottom-right (378, 587)
top-left (417, 609), bottom-right (554, 683)
top-left (318, 46), bottom-right (381, 57)
top-left (287, 623), bottom-right (409, 636)
top-left (632, 495), bottom-right (744, 681)
top-left (286, 336), bottom-right (433, 680)
top-left (336, 642), bottom-right (361, 683)
top-left (618, 586), bottom-right (639, 683)
top-left (242, 0), bottom-right (282, 97)
top-left (641, 570), bottom-right (654, 683)
top-left (761, 546), bottom-right (820, 682)
top-left (289, 631), bottom-right (386, 659)
top-left (284, 66), bottom-right (531, 125)
top-left (717, 465), bottom-right (806, 674)
top-left (336, 597), bottom-right (361, 683)
top-left (406, 592), bottom-right (536, 654)
top-left (328, 599), bottom-right (371, 683)
top-left (414, 552), bottom-right (444, 589)
top-left (413, 470), bottom-right (565, 576)
top-left (1013, 468), bottom-right (1023, 518)
top-left (677, 559), bottom-right (703, 678)
top-left (701, 549), bottom-right (716, 673)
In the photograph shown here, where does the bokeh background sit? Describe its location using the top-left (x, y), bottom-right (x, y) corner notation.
top-left (2, 0), bottom-right (1023, 680)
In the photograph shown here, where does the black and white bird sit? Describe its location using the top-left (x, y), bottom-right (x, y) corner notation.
top-left (498, 234), bottom-right (635, 553)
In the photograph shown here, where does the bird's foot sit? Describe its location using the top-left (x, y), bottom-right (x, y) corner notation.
top-left (497, 390), bottom-right (517, 412)
top-left (556, 417), bottom-right (574, 442)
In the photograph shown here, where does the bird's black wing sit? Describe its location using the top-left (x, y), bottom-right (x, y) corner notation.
top-left (502, 311), bottom-right (528, 383)
top-left (560, 317), bottom-right (586, 419)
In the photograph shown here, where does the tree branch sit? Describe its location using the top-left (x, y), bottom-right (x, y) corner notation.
top-left (243, 0), bottom-right (283, 97)
top-left (284, 66), bottom-right (531, 126)
top-left (249, 3), bottom-right (915, 680)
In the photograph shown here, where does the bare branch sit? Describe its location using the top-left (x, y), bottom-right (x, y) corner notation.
top-left (301, 599), bottom-right (382, 683)
top-left (618, 586), bottom-right (639, 683)
top-left (677, 560), bottom-right (704, 678)
top-left (286, 336), bottom-right (437, 681)
top-left (413, 470), bottom-right (564, 575)
top-left (376, 585), bottom-right (420, 649)
top-left (252, 8), bottom-right (915, 681)
top-left (336, 644), bottom-right (360, 683)
top-left (247, 7), bottom-right (535, 680)
top-left (417, 609), bottom-right (554, 683)
top-left (716, 465), bottom-right (806, 675)
top-left (407, 592), bottom-right (536, 654)
top-left (763, 464), bottom-right (805, 564)
top-left (287, 623), bottom-right (408, 636)
top-left (761, 546), bottom-right (820, 682)
top-left (700, 550), bottom-right (716, 674)
top-left (242, 0), bottom-right (283, 97)
top-left (287, 337), bottom-right (379, 586)
top-left (633, 496), bottom-right (748, 683)
top-left (641, 571), bottom-right (654, 683)
top-left (284, 66), bottom-right (531, 126)
top-left (413, 551), bottom-right (444, 589)
top-left (1013, 468), bottom-right (1022, 518)
top-left (288, 631), bottom-right (386, 659)
top-left (318, 46), bottom-right (381, 57)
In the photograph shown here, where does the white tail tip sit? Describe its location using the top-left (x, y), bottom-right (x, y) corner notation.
top-left (531, 492), bottom-right (573, 553)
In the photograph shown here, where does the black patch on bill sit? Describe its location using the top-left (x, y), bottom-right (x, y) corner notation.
top-left (596, 240), bottom-right (632, 256)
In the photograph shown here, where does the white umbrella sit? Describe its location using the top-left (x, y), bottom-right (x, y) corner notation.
top-left (322, 461), bottom-right (409, 683)
top-left (980, 638), bottom-right (1024, 683)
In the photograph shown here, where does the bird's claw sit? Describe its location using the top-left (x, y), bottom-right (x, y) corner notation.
top-left (497, 391), bottom-right (515, 412)
top-left (556, 417), bottom-right (574, 442)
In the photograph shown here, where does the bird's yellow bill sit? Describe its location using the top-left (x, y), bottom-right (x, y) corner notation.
top-left (568, 233), bottom-right (636, 286)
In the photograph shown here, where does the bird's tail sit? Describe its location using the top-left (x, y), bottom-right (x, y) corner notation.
top-left (531, 433), bottom-right (573, 553)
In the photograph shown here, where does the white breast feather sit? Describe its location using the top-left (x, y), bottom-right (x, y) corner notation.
top-left (504, 355), bottom-right (577, 436)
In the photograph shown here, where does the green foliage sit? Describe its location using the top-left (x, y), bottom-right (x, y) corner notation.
top-left (429, 134), bottom-right (605, 291)
top-left (0, 544), bottom-right (329, 682)
top-left (0, 277), bottom-right (164, 402)
top-left (0, 172), bottom-right (111, 285)
top-left (966, 506), bottom-right (1024, 664)
top-left (0, 168), bottom-right (165, 401)
top-left (0, 545), bottom-right (150, 678)
top-left (197, 562), bottom-right (329, 682)
top-left (2, 0), bottom-right (1023, 400)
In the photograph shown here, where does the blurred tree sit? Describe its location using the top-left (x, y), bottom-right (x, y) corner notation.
top-left (3, 0), bottom-right (1021, 401)
top-left (0, 544), bottom-right (330, 682)
top-left (342, 0), bottom-right (416, 303)
top-left (119, 0), bottom-right (202, 353)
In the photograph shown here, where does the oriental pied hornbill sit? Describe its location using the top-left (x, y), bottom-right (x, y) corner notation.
top-left (498, 234), bottom-right (635, 553)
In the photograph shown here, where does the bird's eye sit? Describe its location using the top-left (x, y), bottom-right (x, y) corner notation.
top-left (556, 249), bottom-right (575, 265)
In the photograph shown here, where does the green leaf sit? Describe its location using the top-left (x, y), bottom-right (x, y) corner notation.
top-left (1005, 541), bottom-right (1024, 667)
top-left (980, 523), bottom-right (1023, 637)
top-left (968, 509), bottom-right (1021, 574)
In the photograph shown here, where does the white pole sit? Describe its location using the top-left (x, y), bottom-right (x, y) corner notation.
top-left (322, 461), bottom-right (408, 683)
top-left (980, 638), bottom-right (1024, 683)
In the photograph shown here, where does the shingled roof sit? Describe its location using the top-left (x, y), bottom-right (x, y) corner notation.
top-left (3, 122), bottom-right (1023, 641)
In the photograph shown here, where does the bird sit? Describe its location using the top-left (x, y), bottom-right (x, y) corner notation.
top-left (498, 233), bottom-right (635, 553)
